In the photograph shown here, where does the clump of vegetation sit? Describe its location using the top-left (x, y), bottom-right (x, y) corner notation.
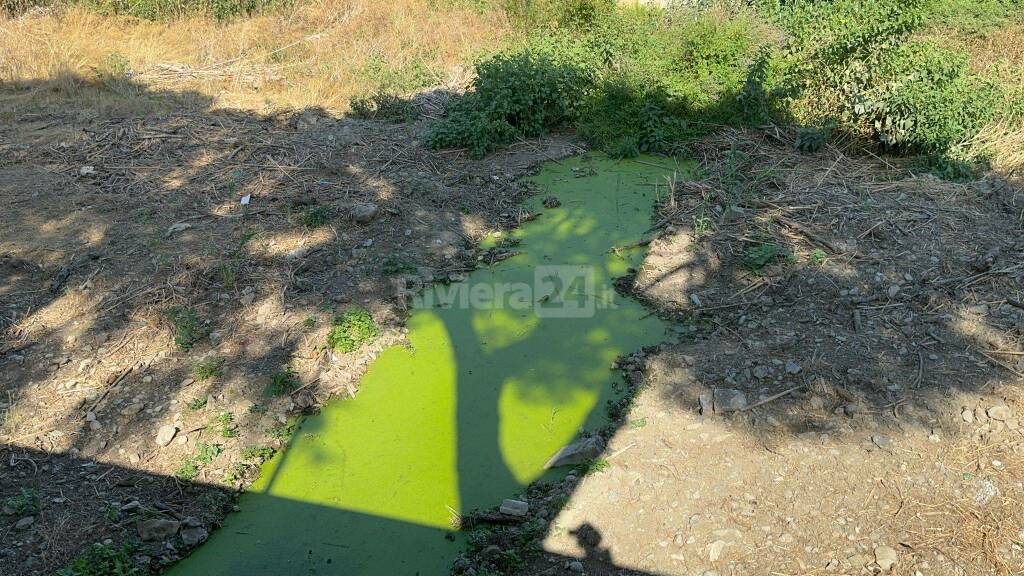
top-left (349, 91), bottom-right (419, 122)
top-left (266, 367), bottom-right (300, 397)
top-left (57, 543), bottom-right (142, 576)
top-left (381, 255), bottom-right (415, 275)
top-left (3, 488), bottom-right (41, 515)
top-left (186, 394), bottom-right (209, 412)
top-left (241, 445), bottom-right (276, 462)
top-left (743, 243), bottom-right (787, 271)
top-left (267, 422), bottom-right (295, 441)
top-left (214, 411), bottom-right (237, 438)
top-left (193, 356), bottom-right (225, 381)
top-left (165, 306), bottom-right (209, 351)
top-left (579, 457), bottom-right (610, 475)
top-left (175, 441), bottom-right (223, 481)
top-left (327, 307), bottom-right (380, 353)
top-left (299, 205), bottom-right (330, 228)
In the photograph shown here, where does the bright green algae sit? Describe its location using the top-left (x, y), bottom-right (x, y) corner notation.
top-left (166, 155), bottom-right (684, 575)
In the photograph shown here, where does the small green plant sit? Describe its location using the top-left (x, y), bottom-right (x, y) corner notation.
top-left (3, 488), bottom-right (41, 515)
top-left (193, 356), bottom-right (225, 381)
top-left (629, 417), bottom-right (647, 429)
top-left (267, 423), bottom-right (295, 441)
top-left (57, 543), bottom-right (142, 576)
top-left (742, 244), bottom-right (786, 271)
top-left (186, 395), bottom-right (209, 412)
top-left (381, 255), bottom-right (415, 275)
top-left (579, 457), bottom-right (610, 475)
top-left (175, 442), bottom-right (223, 481)
top-left (302, 316), bottom-right (316, 329)
top-left (300, 205), bottom-right (330, 228)
top-left (327, 307), bottom-right (380, 353)
top-left (214, 411), bottom-right (237, 438)
top-left (165, 306), bottom-right (209, 351)
top-left (241, 445), bottom-right (276, 462)
top-left (807, 248), bottom-right (828, 266)
top-left (266, 367), bottom-right (300, 397)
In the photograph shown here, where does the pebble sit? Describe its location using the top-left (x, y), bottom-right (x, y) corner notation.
top-left (498, 499), bottom-right (529, 517)
top-left (567, 560), bottom-right (584, 573)
top-left (14, 516), bottom-right (34, 530)
top-left (352, 202), bottom-right (380, 224)
top-left (137, 518), bottom-right (180, 541)
top-left (874, 545), bottom-right (898, 572)
top-left (988, 405), bottom-right (1013, 421)
top-left (155, 424), bottom-right (178, 447)
top-left (713, 388), bottom-right (747, 412)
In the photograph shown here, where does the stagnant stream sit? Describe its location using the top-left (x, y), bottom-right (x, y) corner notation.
top-left (166, 155), bottom-right (682, 575)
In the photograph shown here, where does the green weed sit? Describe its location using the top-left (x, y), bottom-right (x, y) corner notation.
top-left (165, 306), bottom-right (209, 351)
top-left (214, 411), bottom-right (237, 438)
top-left (266, 367), bottom-right (300, 397)
top-left (327, 307), bottom-right (380, 353)
top-left (193, 356), bottom-right (225, 381)
top-left (186, 395), bottom-right (209, 412)
top-left (57, 543), bottom-right (142, 576)
top-left (742, 244), bottom-right (786, 271)
top-left (3, 488), bottom-right (41, 515)
top-left (241, 445), bottom-right (276, 462)
top-left (175, 442), bottom-right (222, 481)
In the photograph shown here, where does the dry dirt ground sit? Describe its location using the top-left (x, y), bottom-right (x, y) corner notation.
top-left (475, 129), bottom-right (1024, 576)
top-left (0, 81), bottom-right (577, 574)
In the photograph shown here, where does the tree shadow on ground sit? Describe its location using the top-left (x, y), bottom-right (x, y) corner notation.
top-left (0, 73), bottom-right (1022, 576)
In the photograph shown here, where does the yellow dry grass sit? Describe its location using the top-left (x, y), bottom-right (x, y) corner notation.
top-left (0, 1), bottom-right (511, 116)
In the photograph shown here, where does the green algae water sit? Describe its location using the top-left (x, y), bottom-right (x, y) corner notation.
top-left (167, 155), bottom-right (683, 575)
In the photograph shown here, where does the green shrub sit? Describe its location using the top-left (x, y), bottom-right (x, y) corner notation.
top-left (3, 488), bottom-right (41, 515)
top-left (327, 307), bottom-right (381, 353)
top-left (427, 49), bottom-right (595, 158)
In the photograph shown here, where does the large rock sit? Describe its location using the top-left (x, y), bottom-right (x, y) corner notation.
top-left (137, 518), bottom-right (180, 541)
top-left (874, 545), bottom-right (898, 572)
top-left (544, 436), bottom-right (605, 469)
top-left (180, 525), bottom-right (209, 547)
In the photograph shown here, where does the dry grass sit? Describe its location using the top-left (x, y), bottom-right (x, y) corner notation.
top-left (0, 1), bottom-right (511, 117)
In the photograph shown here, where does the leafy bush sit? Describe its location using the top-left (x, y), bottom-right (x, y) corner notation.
top-left (427, 49), bottom-right (595, 158)
top-left (327, 307), bottom-right (380, 353)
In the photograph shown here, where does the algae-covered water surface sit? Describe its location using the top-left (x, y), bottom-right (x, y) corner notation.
top-left (167, 155), bottom-right (684, 575)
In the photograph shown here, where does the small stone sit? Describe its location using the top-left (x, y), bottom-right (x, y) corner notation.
top-left (871, 435), bottom-right (892, 451)
top-left (698, 391), bottom-right (713, 415)
top-left (352, 202), bottom-right (380, 224)
top-left (707, 539), bottom-right (727, 562)
top-left (567, 560), bottom-right (584, 573)
top-left (961, 408), bottom-right (974, 423)
top-left (239, 293), bottom-right (256, 306)
top-left (544, 436), bottom-right (604, 469)
top-left (874, 545), bottom-right (898, 572)
top-left (14, 516), bottom-right (34, 530)
top-left (155, 425), bottom-right (178, 447)
top-left (498, 499), bottom-right (529, 517)
top-left (988, 405), bottom-right (1013, 421)
top-left (121, 403), bottom-right (145, 417)
top-left (784, 360), bottom-right (801, 374)
top-left (713, 388), bottom-right (747, 412)
top-left (137, 518), bottom-right (180, 541)
top-left (85, 411), bottom-right (97, 422)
